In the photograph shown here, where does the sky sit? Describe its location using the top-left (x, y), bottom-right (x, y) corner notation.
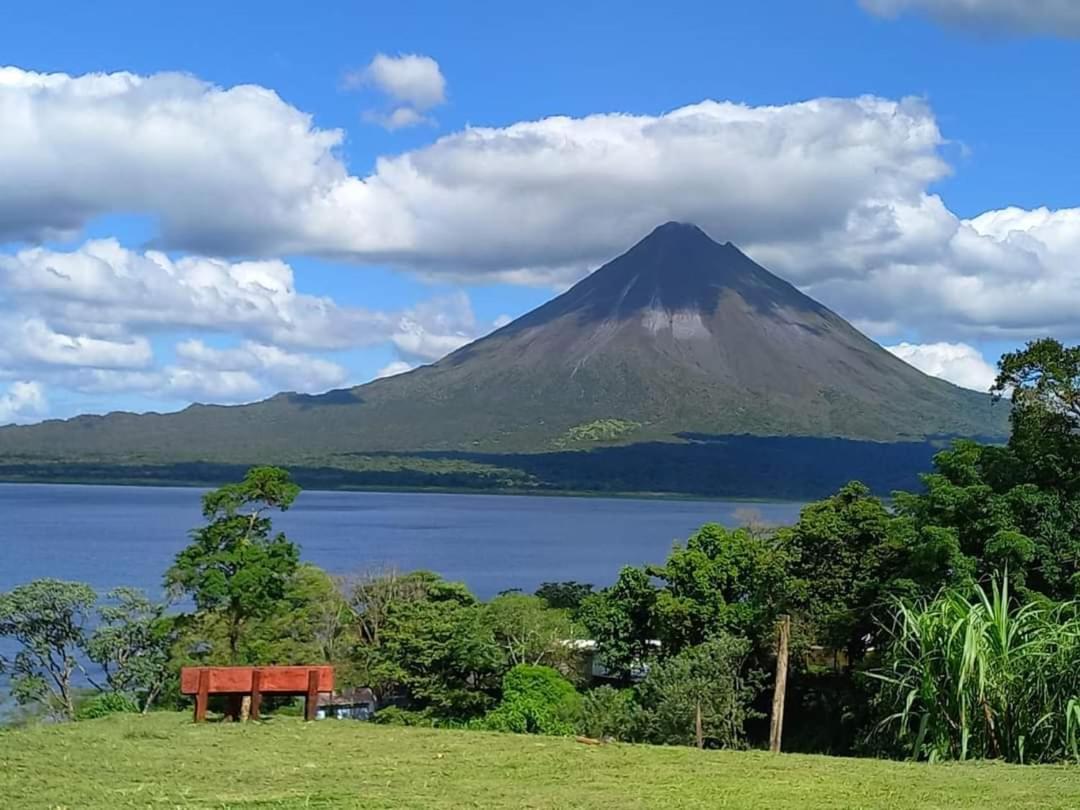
top-left (0, 0), bottom-right (1078, 423)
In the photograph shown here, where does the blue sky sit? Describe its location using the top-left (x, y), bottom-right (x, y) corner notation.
top-left (0, 0), bottom-right (1077, 422)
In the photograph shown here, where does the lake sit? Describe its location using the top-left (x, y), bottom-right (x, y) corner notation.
top-left (0, 483), bottom-right (805, 599)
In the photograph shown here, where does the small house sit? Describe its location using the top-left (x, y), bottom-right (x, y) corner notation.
top-left (316, 687), bottom-right (377, 720)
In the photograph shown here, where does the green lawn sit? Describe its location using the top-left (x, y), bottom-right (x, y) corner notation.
top-left (1, 713), bottom-right (1077, 809)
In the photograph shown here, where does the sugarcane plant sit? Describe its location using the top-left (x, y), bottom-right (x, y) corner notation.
top-left (870, 573), bottom-right (1080, 763)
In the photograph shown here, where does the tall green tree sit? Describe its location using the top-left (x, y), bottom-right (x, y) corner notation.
top-left (0, 579), bottom-right (96, 719)
top-left (578, 567), bottom-right (658, 681)
top-left (164, 466), bottom-right (301, 661)
top-left (374, 581), bottom-right (504, 720)
top-left (649, 524), bottom-right (791, 653)
top-left (86, 587), bottom-right (175, 712)
top-left (782, 482), bottom-right (962, 661)
top-left (483, 593), bottom-right (578, 669)
top-left (993, 337), bottom-right (1080, 498)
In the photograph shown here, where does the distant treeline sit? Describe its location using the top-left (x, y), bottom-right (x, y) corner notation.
top-left (0, 434), bottom-right (969, 498)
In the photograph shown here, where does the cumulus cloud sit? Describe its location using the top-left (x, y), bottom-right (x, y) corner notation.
top-left (55, 341), bottom-right (348, 404)
top-left (0, 317), bottom-right (152, 370)
top-left (375, 360), bottom-right (415, 380)
top-left (393, 292), bottom-right (477, 362)
top-left (348, 53), bottom-right (446, 130)
top-left (0, 67), bottom-right (947, 272)
top-left (885, 341), bottom-right (999, 391)
top-left (0, 238), bottom-right (496, 414)
top-left (3, 64), bottom-right (1080, 355)
top-left (762, 201), bottom-right (1080, 342)
top-left (174, 340), bottom-right (348, 396)
top-left (859, 0), bottom-right (1080, 36)
top-left (0, 381), bottom-right (47, 424)
top-left (0, 239), bottom-right (392, 351)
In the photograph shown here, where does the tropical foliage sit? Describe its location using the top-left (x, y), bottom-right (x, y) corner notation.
top-left (871, 576), bottom-right (1080, 763)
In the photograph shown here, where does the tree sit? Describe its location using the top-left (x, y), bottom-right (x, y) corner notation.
top-left (896, 439), bottom-right (1080, 601)
top-left (781, 482), bottom-right (953, 662)
top-left (86, 587), bottom-right (175, 712)
top-left (534, 581), bottom-right (594, 612)
top-left (356, 574), bottom-right (504, 721)
top-left (343, 567), bottom-right (447, 648)
top-left (578, 567), bottom-right (659, 681)
top-left (483, 593), bottom-right (578, 669)
top-left (635, 636), bottom-right (764, 749)
top-left (0, 579), bottom-right (96, 719)
top-left (164, 466), bottom-right (301, 661)
top-left (993, 337), bottom-right (1080, 493)
top-left (649, 524), bottom-right (791, 653)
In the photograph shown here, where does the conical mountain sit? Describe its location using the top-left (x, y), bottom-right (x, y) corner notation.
top-left (0, 223), bottom-right (1006, 471)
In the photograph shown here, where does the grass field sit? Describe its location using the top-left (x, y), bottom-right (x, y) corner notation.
top-left (1, 713), bottom-right (1078, 809)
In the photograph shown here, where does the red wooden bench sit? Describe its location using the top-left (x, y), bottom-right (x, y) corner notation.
top-left (180, 665), bottom-right (334, 722)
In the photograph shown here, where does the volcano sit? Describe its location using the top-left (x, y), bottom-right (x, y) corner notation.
top-left (0, 223), bottom-right (1007, 493)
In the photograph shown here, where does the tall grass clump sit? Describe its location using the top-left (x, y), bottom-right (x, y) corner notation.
top-left (871, 575), bottom-right (1080, 763)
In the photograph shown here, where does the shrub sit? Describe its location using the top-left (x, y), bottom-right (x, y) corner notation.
top-left (371, 706), bottom-right (438, 727)
top-left (75, 692), bottom-right (139, 721)
top-left (578, 685), bottom-right (639, 740)
top-left (635, 635), bottom-right (764, 748)
top-left (480, 665), bottom-right (582, 735)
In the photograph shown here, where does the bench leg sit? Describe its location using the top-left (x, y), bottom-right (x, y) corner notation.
top-left (194, 668), bottom-right (209, 723)
top-left (250, 669), bottom-right (263, 721)
top-left (305, 669), bottom-right (319, 721)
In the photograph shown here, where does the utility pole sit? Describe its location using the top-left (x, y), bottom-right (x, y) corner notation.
top-left (769, 614), bottom-right (791, 753)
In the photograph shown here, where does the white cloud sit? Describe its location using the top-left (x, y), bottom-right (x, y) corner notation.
top-left (885, 342), bottom-right (998, 391)
top-left (59, 341), bottom-right (348, 404)
top-left (174, 340), bottom-right (348, 395)
top-left (762, 201), bottom-right (1080, 342)
top-left (363, 106), bottom-right (433, 131)
top-left (0, 240), bottom-right (490, 358)
top-left (0, 238), bottom-right (493, 415)
top-left (3, 64), bottom-right (1080, 353)
top-left (375, 360), bottom-right (415, 380)
top-left (0, 317), bottom-right (152, 370)
top-left (348, 53), bottom-right (446, 131)
top-left (392, 292), bottom-right (477, 362)
top-left (0, 67), bottom-right (947, 271)
top-left (860, 0), bottom-right (1080, 36)
top-left (0, 239), bottom-right (391, 351)
top-left (0, 381), bottom-right (47, 424)
top-left (350, 53), bottom-right (446, 108)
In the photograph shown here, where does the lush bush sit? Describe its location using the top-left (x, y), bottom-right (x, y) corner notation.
top-left (635, 635), bottom-right (763, 748)
top-left (480, 665), bottom-right (582, 735)
top-left (372, 706), bottom-right (441, 727)
top-left (871, 576), bottom-right (1080, 763)
top-left (75, 692), bottom-right (139, 721)
top-left (578, 685), bottom-right (639, 740)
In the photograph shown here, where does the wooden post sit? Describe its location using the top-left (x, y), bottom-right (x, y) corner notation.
top-left (225, 694), bottom-right (243, 721)
top-left (304, 669), bottom-right (320, 721)
top-left (250, 669), bottom-right (263, 721)
top-left (194, 668), bottom-right (210, 723)
top-left (769, 614), bottom-right (791, 753)
top-left (695, 700), bottom-right (704, 749)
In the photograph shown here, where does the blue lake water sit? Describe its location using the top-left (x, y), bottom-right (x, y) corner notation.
top-left (0, 483), bottom-right (805, 599)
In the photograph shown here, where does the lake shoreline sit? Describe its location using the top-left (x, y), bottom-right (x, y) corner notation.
top-left (0, 477), bottom-right (804, 505)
